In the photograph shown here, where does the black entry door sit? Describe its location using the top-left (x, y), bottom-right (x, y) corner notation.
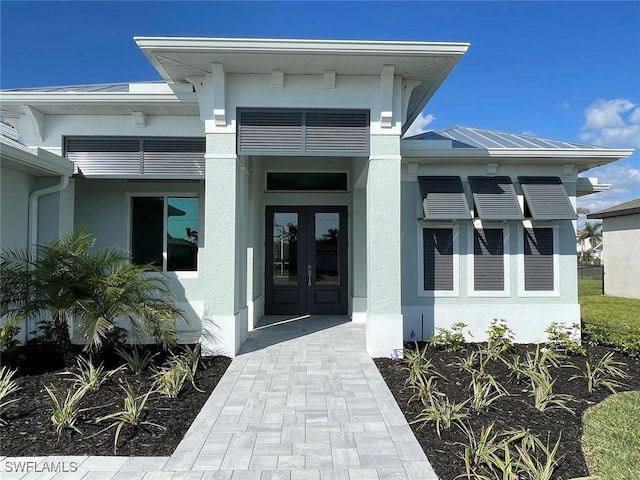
top-left (265, 206), bottom-right (348, 315)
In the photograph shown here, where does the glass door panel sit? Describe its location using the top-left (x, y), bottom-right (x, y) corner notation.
top-left (314, 213), bottom-right (339, 285)
top-left (273, 212), bottom-right (299, 284)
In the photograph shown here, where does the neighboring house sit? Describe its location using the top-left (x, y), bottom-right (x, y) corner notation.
top-left (588, 199), bottom-right (640, 299)
top-left (0, 37), bottom-right (634, 357)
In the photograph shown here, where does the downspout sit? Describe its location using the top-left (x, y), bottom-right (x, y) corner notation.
top-left (28, 175), bottom-right (69, 258)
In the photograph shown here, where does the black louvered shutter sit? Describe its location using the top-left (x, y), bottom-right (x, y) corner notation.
top-left (474, 229), bottom-right (504, 291)
top-left (418, 176), bottom-right (471, 220)
top-left (524, 228), bottom-right (554, 291)
top-left (423, 228), bottom-right (454, 291)
top-left (469, 176), bottom-right (523, 220)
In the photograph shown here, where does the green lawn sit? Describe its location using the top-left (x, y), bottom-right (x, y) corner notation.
top-left (579, 278), bottom-right (640, 335)
top-left (582, 391), bottom-right (640, 480)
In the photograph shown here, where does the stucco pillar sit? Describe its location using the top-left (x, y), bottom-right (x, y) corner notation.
top-left (352, 187), bottom-right (367, 323)
top-left (200, 133), bottom-right (243, 356)
top-left (366, 136), bottom-right (403, 357)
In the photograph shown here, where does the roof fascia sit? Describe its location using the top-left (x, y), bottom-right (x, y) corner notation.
top-left (134, 37), bottom-right (471, 55)
top-left (401, 145), bottom-right (634, 160)
top-left (588, 208), bottom-right (640, 219)
top-left (1, 140), bottom-right (73, 176)
top-left (0, 92), bottom-right (197, 105)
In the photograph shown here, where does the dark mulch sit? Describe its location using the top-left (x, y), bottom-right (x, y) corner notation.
top-left (375, 344), bottom-right (640, 480)
top-left (1, 344), bottom-right (231, 457)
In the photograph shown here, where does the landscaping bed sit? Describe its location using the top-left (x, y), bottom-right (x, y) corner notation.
top-left (0, 345), bottom-right (231, 457)
top-left (376, 343), bottom-right (640, 480)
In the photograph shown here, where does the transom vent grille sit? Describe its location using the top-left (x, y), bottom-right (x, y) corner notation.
top-left (238, 109), bottom-right (369, 156)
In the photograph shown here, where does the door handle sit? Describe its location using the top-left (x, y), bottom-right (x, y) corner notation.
top-left (307, 265), bottom-right (312, 287)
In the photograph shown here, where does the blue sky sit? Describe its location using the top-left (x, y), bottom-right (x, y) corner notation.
top-left (1, 1), bottom-right (639, 212)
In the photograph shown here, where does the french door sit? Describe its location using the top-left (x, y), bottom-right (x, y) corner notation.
top-left (265, 206), bottom-right (348, 315)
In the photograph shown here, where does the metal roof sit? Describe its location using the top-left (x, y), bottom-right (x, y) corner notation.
top-left (409, 125), bottom-right (604, 150)
top-left (0, 82), bottom-right (162, 93)
top-left (588, 198), bottom-right (640, 219)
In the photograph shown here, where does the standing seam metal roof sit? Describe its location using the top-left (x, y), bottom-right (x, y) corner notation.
top-left (408, 125), bottom-right (604, 150)
top-left (0, 82), bottom-right (163, 93)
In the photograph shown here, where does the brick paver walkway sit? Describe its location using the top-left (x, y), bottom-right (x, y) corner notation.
top-left (1, 317), bottom-right (437, 479)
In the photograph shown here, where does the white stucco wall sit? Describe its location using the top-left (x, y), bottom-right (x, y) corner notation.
top-left (1, 167), bottom-right (33, 250)
top-left (400, 161), bottom-right (580, 343)
top-left (602, 214), bottom-right (640, 299)
top-left (16, 115), bottom-right (205, 153)
top-left (73, 178), bottom-right (205, 338)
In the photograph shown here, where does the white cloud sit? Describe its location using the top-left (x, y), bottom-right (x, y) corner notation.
top-left (404, 112), bottom-right (436, 137)
top-left (578, 163), bottom-right (640, 213)
top-left (580, 98), bottom-right (640, 148)
top-left (562, 101), bottom-right (570, 110)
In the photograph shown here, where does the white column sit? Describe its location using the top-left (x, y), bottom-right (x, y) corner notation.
top-left (366, 148), bottom-right (403, 357)
top-left (200, 133), bottom-right (242, 356)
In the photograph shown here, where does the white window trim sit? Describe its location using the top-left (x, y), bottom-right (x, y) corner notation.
top-left (517, 220), bottom-right (559, 297)
top-left (468, 220), bottom-right (510, 297)
top-left (126, 192), bottom-right (201, 278)
top-left (417, 222), bottom-right (460, 298)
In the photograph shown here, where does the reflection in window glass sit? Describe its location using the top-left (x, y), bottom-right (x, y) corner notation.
top-left (131, 197), bottom-right (163, 268)
top-left (167, 197), bottom-right (199, 271)
top-left (273, 213), bottom-right (298, 284)
top-left (315, 213), bottom-right (339, 285)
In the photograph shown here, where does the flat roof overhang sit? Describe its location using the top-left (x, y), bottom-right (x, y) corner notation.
top-left (134, 37), bottom-right (470, 132)
top-left (0, 138), bottom-right (74, 176)
top-left (400, 141), bottom-right (635, 172)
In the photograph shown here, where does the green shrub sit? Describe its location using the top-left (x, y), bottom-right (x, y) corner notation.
top-left (486, 318), bottom-right (514, 357)
top-left (430, 322), bottom-right (470, 352)
top-left (545, 322), bottom-right (585, 356)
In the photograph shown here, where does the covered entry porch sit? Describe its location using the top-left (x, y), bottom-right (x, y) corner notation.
top-left (200, 149), bottom-right (403, 359)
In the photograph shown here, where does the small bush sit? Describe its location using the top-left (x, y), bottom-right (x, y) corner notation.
top-left (486, 318), bottom-right (514, 357)
top-left (545, 322), bottom-right (586, 356)
top-left (430, 322), bottom-right (470, 352)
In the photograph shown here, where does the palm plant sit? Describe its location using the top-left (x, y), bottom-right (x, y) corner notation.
top-left (0, 228), bottom-right (185, 365)
top-left (579, 221), bottom-right (602, 263)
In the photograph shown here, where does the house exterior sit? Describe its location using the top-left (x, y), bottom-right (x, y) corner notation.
top-left (0, 37), bottom-right (633, 357)
top-left (588, 198), bottom-right (640, 299)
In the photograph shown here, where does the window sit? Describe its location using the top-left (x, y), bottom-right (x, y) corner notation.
top-left (523, 227), bottom-right (554, 292)
top-left (131, 196), bottom-right (199, 272)
top-left (422, 228), bottom-right (455, 292)
top-left (266, 172), bottom-right (348, 191)
top-left (471, 227), bottom-right (508, 295)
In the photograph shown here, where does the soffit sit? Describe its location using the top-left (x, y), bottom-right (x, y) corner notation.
top-left (135, 37), bottom-right (469, 130)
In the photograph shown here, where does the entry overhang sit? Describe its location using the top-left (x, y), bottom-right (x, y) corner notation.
top-left (134, 36), bottom-right (470, 132)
